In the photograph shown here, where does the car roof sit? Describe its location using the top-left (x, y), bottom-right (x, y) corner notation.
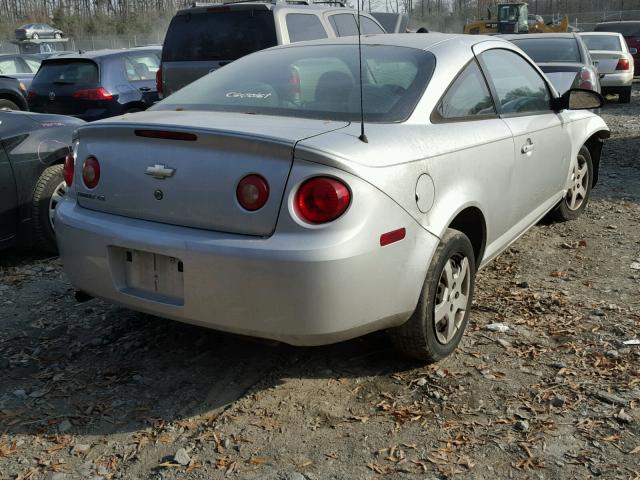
top-left (579, 31), bottom-right (624, 36)
top-left (270, 32), bottom-right (503, 51)
top-left (40, 47), bottom-right (161, 62)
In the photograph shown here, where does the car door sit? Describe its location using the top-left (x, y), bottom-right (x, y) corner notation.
top-left (0, 140), bottom-right (18, 242)
top-left (478, 47), bottom-right (572, 229)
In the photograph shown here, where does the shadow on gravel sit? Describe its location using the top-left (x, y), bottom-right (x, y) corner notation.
top-left (1, 300), bottom-right (418, 437)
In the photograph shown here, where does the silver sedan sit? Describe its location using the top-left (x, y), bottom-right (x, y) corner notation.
top-left (55, 34), bottom-right (609, 362)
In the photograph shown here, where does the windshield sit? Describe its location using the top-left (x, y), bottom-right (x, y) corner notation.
top-left (498, 5), bottom-right (521, 21)
top-left (162, 9), bottom-right (277, 62)
top-left (581, 35), bottom-right (622, 51)
top-left (512, 38), bottom-right (582, 63)
top-left (154, 45), bottom-right (435, 123)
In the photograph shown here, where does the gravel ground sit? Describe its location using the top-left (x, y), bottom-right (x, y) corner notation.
top-left (1, 89), bottom-right (639, 480)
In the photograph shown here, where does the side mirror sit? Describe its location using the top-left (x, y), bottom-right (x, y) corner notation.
top-left (629, 47), bottom-right (638, 55)
top-left (551, 88), bottom-right (603, 112)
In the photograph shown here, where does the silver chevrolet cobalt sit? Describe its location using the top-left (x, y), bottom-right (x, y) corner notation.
top-left (56, 34), bottom-right (609, 362)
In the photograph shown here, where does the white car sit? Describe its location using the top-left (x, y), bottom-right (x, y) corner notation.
top-left (580, 31), bottom-right (635, 103)
top-left (55, 34), bottom-right (609, 362)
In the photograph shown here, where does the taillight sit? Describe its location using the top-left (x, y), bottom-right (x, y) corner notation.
top-left (295, 177), bottom-right (350, 224)
top-left (27, 90), bottom-right (36, 100)
top-left (578, 69), bottom-right (594, 90)
top-left (72, 87), bottom-right (113, 101)
top-left (63, 153), bottom-right (74, 187)
top-left (616, 58), bottom-right (630, 70)
top-left (156, 65), bottom-right (163, 96)
top-left (236, 174), bottom-right (269, 211)
top-left (289, 68), bottom-right (300, 100)
top-left (82, 156), bottom-right (100, 189)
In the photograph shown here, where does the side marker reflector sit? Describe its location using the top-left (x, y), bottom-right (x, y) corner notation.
top-left (380, 228), bottom-right (406, 247)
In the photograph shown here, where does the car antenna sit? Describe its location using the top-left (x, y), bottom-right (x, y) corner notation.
top-left (356, 0), bottom-right (368, 143)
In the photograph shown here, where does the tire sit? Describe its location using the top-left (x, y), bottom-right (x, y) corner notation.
top-left (32, 33), bottom-right (39, 39)
top-left (31, 165), bottom-right (66, 254)
top-left (550, 145), bottom-right (593, 222)
top-left (54, 32), bottom-right (62, 39)
top-left (0, 99), bottom-right (20, 110)
top-left (388, 228), bottom-right (476, 363)
top-left (619, 87), bottom-right (632, 104)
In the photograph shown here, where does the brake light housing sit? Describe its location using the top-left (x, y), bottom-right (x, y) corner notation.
top-left (63, 153), bottom-right (74, 187)
top-left (236, 174), bottom-right (269, 211)
top-left (616, 58), bottom-right (630, 70)
top-left (82, 156), bottom-right (100, 189)
top-left (72, 87), bottom-right (113, 101)
top-left (295, 177), bottom-right (350, 224)
top-left (578, 68), bottom-right (595, 91)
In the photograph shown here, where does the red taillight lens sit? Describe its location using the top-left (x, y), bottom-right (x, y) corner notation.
top-left (27, 90), bottom-right (36, 100)
top-left (289, 68), bottom-right (301, 98)
top-left (578, 69), bottom-right (594, 90)
top-left (156, 65), bottom-right (163, 95)
top-left (63, 153), bottom-right (74, 187)
top-left (616, 58), bottom-right (630, 70)
top-left (82, 156), bottom-right (100, 189)
top-left (72, 87), bottom-right (113, 101)
top-left (295, 177), bottom-right (350, 224)
top-left (580, 69), bottom-right (591, 81)
top-left (236, 174), bottom-right (269, 211)
top-left (579, 80), bottom-right (594, 90)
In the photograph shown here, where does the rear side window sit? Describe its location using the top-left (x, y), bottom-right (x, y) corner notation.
top-left (481, 49), bottom-right (551, 115)
top-left (360, 17), bottom-right (385, 34)
top-left (24, 57), bottom-right (42, 72)
top-left (329, 14), bottom-right (359, 36)
top-left (286, 14), bottom-right (327, 42)
top-left (581, 35), bottom-right (622, 51)
top-left (31, 61), bottom-right (99, 87)
top-left (511, 38), bottom-right (582, 63)
top-left (434, 60), bottom-right (495, 121)
top-left (125, 53), bottom-right (160, 81)
top-left (162, 10), bottom-right (277, 62)
top-left (0, 58), bottom-right (24, 75)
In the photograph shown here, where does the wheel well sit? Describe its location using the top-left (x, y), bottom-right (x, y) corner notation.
top-left (0, 93), bottom-right (27, 110)
top-left (584, 130), bottom-right (609, 187)
top-left (448, 207), bottom-right (486, 266)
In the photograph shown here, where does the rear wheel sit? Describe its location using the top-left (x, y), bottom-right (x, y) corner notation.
top-left (388, 229), bottom-right (476, 363)
top-left (619, 87), bottom-right (632, 104)
top-left (54, 32), bottom-right (62, 39)
top-left (31, 165), bottom-right (65, 254)
top-left (31, 33), bottom-right (39, 39)
top-left (550, 145), bottom-right (593, 222)
top-left (0, 99), bottom-right (20, 110)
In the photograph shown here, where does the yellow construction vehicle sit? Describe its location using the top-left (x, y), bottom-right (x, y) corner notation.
top-left (463, 2), bottom-right (569, 35)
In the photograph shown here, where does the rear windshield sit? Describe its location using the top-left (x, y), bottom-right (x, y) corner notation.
top-left (154, 45), bottom-right (434, 123)
top-left (581, 35), bottom-right (622, 51)
top-left (31, 60), bottom-right (99, 87)
top-left (162, 9), bottom-right (277, 62)
top-left (512, 38), bottom-right (582, 63)
top-left (595, 22), bottom-right (640, 37)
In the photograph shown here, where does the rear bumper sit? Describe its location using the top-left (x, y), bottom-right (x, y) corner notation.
top-left (600, 71), bottom-right (634, 88)
top-left (55, 197), bottom-right (438, 346)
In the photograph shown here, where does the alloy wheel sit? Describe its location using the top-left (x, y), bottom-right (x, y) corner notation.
top-left (48, 181), bottom-right (66, 230)
top-left (565, 152), bottom-right (589, 211)
top-left (433, 254), bottom-right (471, 345)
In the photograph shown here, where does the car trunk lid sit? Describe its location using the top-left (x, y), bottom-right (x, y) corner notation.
top-left (538, 63), bottom-right (583, 94)
top-left (589, 51), bottom-right (625, 74)
top-left (74, 111), bottom-right (348, 236)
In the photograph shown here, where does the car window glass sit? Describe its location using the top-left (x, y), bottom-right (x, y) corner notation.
top-left (329, 14), bottom-right (359, 37)
top-left (24, 58), bottom-right (42, 72)
top-left (162, 10), bottom-right (277, 62)
top-left (155, 44), bottom-right (435, 123)
top-left (595, 22), bottom-right (640, 36)
top-left (482, 49), bottom-right (551, 114)
top-left (436, 60), bottom-right (495, 120)
top-left (0, 59), bottom-right (21, 75)
top-left (125, 54), bottom-right (159, 81)
top-left (359, 17), bottom-right (385, 34)
top-left (581, 35), bottom-right (622, 51)
top-left (286, 14), bottom-right (327, 42)
top-left (31, 61), bottom-right (99, 87)
top-left (511, 38), bottom-right (582, 63)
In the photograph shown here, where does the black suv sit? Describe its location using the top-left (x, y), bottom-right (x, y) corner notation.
top-left (158, 0), bottom-right (385, 97)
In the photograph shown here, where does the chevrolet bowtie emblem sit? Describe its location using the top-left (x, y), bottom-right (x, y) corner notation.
top-left (145, 164), bottom-right (175, 179)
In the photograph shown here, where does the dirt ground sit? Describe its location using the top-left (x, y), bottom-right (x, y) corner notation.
top-left (1, 88), bottom-right (639, 480)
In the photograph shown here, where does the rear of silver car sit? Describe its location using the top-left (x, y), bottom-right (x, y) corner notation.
top-left (55, 113), bottom-right (437, 345)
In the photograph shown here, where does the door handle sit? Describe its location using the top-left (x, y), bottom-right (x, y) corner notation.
top-left (139, 87), bottom-right (151, 92)
top-left (521, 139), bottom-right (535, 154)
